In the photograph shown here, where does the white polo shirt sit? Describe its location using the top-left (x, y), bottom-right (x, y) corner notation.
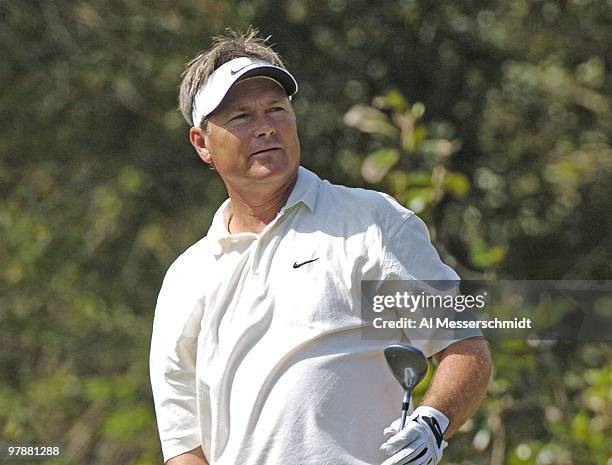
top-left (150, 167), bottom-right (481, 464)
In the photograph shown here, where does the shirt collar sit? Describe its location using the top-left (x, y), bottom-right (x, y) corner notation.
top-left (283, 166), bottom-right (319, 213)
top-left (207, 166), bottom-right (320, 251)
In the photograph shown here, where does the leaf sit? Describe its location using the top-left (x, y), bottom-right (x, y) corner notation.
top-left (360, 148), bottom-right (400, 183)
top-left (400, 121), bottom-right (428, 152)
top-left (405, 171), bottom-right (432, 187)
top-left (373, 89), bottom-right (408, 113)
top-left (469, 240), bottom-right (505, 267)
top-left (420, 139), bottom-right (462, 157)
top-left (411, 102), bottom-right (426, 119)
top-left (343, 104), bottom-right (399, 139)
top-left (405, 187), bottom-right (435, 213)
top-left (443, 172), bottom-right (470, 197)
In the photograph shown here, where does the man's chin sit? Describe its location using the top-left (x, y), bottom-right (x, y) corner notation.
top-left (247, 161), bottom-right (295, 181)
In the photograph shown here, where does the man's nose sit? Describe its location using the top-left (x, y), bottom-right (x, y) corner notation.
top-left (254, 113), bottom-right (275, 138)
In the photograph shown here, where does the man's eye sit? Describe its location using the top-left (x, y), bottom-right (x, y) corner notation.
top-left (230, 113), bottom-right (248, 122)
top-left (270, 106), bottom-right (286, 113)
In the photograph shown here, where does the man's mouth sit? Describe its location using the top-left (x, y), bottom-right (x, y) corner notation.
top-left (250, 146), bottom-right (282, 157)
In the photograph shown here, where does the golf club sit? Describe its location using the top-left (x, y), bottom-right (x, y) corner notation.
top-left (384, 343), bottom-right (429, 429)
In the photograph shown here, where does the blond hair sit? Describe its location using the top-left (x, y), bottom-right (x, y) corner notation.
top-left (178, 28), bottom-right (286, 127)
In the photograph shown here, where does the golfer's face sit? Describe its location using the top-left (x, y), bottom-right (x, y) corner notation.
top-left (204, 77), bottom-right (300, 188)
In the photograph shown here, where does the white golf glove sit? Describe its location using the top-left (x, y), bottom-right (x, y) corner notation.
top-left (380, 406), bottom-right (449, 465)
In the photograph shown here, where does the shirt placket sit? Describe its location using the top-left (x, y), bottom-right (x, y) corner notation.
top-left (250, 207), bottom-right (290, 280)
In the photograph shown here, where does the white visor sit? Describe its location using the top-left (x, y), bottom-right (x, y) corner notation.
top-left (191, 57), bottom-right (298, 126)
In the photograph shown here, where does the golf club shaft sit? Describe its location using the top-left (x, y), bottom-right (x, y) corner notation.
top-left (399, 389), bottom-right (411, 429)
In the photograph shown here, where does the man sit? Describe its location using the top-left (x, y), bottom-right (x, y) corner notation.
top-left (150, 30), bottom-right (492, 465)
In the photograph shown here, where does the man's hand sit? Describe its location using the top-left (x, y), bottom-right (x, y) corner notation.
top-left (380, 406), bottom-right (449, 465)
top-left (380, 337), bottom-right (492, 465)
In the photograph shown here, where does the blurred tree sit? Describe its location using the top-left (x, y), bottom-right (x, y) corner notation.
top-left (1, 1), bottom-right (237, 463)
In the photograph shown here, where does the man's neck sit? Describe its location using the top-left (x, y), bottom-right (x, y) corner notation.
top-left (226, 171), bottom-right (299, 234)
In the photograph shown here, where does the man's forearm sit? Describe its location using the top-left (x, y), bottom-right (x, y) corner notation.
top-left (422, 337), bottom-right (492, 437)
top-left (166, 446), bottom-right (209, 465)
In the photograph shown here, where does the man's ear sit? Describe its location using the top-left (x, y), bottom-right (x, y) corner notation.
top-left (189, 126), bottom-right (213, 165)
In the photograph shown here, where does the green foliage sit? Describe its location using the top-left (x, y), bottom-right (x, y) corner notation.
top-left (345, 90), bottom-right (466, 217)
top-left (1, 1), bottom-right (611, 464)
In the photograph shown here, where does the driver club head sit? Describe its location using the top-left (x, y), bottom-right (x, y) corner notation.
top-left (384, 343), bottom-right (428, 391)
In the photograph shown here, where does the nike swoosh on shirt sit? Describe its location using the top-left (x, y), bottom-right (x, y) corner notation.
top-left (292, 258), bottom-right (319, 269)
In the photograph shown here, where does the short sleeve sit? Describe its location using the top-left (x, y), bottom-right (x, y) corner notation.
top-left (381, 213), bottom-right (482, 357)
top-left (149, 262), bottom-right (205, 462)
